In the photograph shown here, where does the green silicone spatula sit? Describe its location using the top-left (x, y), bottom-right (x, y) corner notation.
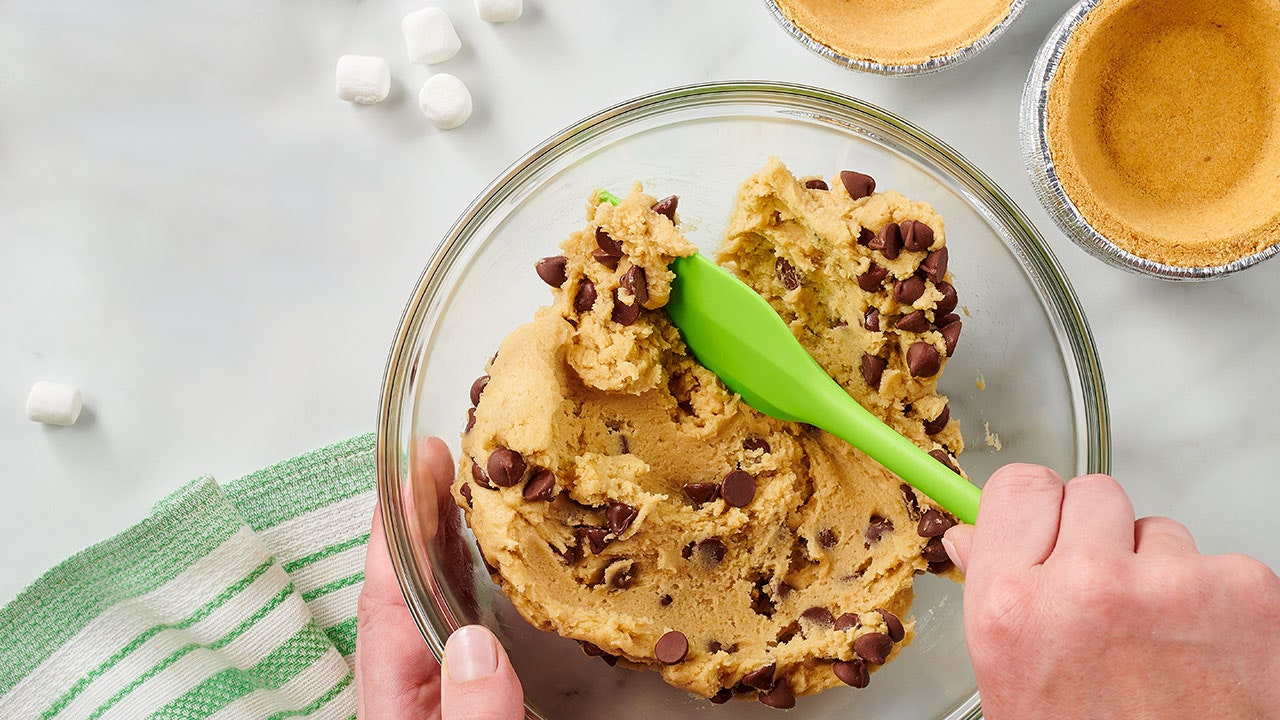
top-left (666, 252), bottom-right (981, 525)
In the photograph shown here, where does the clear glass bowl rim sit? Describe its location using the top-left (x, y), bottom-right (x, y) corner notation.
top-left (1018, 0), bottom-right (1280, 281)
top-left (758, 0), bottom-right (1029, 77)
top-left (375, 80), bottom-right (1112, 720)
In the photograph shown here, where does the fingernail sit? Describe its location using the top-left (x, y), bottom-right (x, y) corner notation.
top-left (445, 625), bottom-right (498, 683)
top-left (941, 536), bottom-right (966, 574)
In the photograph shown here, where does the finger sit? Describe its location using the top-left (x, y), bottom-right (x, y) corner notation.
top-left (1055, 474), bottom-right (1136, 557)
top-left (942, 523), bottom-right (973, 575)
top-left (441, 625), bottom-right (525, 720)
top-left (408, 436), bottom-right (458, 543)
top-left (1134, 516), bottom-right (1198, 556)
top-left (356, 501), bottom-right (442, 719)
top-left (968, 464), bottom-right (1065, 578)
top-left (412, 436), bottom-right (457, 517)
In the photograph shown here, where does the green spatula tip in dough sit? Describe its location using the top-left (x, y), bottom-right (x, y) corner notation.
top-left (598, 190), bottom-right (980, 525)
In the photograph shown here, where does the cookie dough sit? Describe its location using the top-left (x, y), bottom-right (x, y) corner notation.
top-left (453, 159), bottom-right (966, 705)
top-left (1047, 0), bottom-right (1280, 267)
top-left (773, 0), bottom-right (1017, 66)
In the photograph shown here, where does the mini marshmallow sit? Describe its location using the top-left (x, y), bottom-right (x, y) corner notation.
top-left (402, 8), bottom-right (461, 65)
top-left (335, 55), bottom-right (391, 104)
top-left (26, 381), bottom-right (82, 427)
top-left (476, 0), bottom-right (522, 22)
top-left (419, 74), bottom-right (473, 129)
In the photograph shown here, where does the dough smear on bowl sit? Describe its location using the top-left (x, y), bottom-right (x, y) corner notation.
top-left (453, 158), bottom-right (968, 706)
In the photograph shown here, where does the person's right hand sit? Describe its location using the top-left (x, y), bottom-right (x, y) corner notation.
top-left (943, 464), bottom-right (1280, 720)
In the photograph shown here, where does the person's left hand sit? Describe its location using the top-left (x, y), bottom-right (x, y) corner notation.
top-left (354, 436), bottom-right (525, 719)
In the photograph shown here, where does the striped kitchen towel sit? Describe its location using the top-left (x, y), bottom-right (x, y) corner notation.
top-left (0, 433), bottom-right (380, 719)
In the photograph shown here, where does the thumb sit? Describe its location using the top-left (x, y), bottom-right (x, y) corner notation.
top-left (441, 626), bottom-right (525, 720)
top-left (943, 523), bottom-right (974, 575)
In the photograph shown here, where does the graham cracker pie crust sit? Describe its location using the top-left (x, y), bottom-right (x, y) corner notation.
top-left (1047, 0), bottom-right (1280, 268)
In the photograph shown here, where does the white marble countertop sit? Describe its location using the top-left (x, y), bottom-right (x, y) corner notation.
top-left (2, 0), bottom-right (1276, 604)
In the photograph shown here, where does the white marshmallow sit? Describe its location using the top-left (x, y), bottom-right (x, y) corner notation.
top-left (419, 74), bottom-right (473, 129)
top-left (402, 8), bottom-right (462, 65)
top-left (475, 0), bottom-right (522, 22)
top-left (335, 55), bottom-right (391, 104)
top-left (26, 381), bottom-right (83, 427)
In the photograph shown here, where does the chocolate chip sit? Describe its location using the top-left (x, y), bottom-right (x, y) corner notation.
top-left (596, 227), bottom-right (623, 257)
top-left (469, 375), bottom-right (489, 406)
top-left (758, 678), bottom-right (795, 709)
top-left (935, 312), bottom-right (961, 327)
top-left (817, 528), bottom-right (837, 548)
top-left (580, 640), bottom-right (616, 664)
top-left (535, 255), bottom-right (569, 287)
top-left (684, 482), bottom-right (720, 506)
top-left (743, 437), bottom-right (770, 453)
top-left (920, 247), bottom-right (949, 283)
top-left (612, 289), bottom-right (641, 325)
top-left (870, 222), bottom-right (903, 260)
top-left (917, 508), bottom-right (955, 537)
top-left (557, 544), bottom-right (582, 566)
top-left (593, 248), bottom-right (620, 270)
top-left (801, 606), bottom-right (834, 628)
top-left (929, 558), bottom-right (955, 574)
top-left (858, 227), bottom-right (875, 246)
top-left (655, 630), bottom-right (688, 664)
top-left (696, 538), bottom-right (727, 564)
top-left (833, 658), bottom-right (870, 688)
top-left (840, 170), bottom-right (876, 201)
top-left (710, 688), bottom-right (734, 704)
top-left (900, 483), bottom-right (921, 519)
top-left (465, 407), bottom-right (476, 433)
top-left (708, 640), bottom-right (723, 653)
top-left (460, 483), bottom-right (473, 507)
top-left (861, 353), bottom-right (888, 391)
top-left (930, 449), bottom-right (961, 474)
top-left (742, 663), bottom-right (776, 691)
top-left (936, 281), bottom-right (958, 315)
top-left (487, 448), bottom-right (526, 488)
top-left (922, 536), bottom-right (951, 564)
top-left (776, 257), bottom-right (802, 291)
top-left (865, 515), bottom-right (894, 544)
top-left (607, 560), bottom-right (636, 589)
top-left (854, 632), bottom-right (894, 665)
top-left (652, 195), bottom-right (679, 221)
top-left (894, 276), bottom-right (926, 305)
top-left (901, 220), bottom-right (935, 252)
top-left (835, 612), bottom-right (860, 631)
top-left (471, 461), bottom-right (493, 489)
top-left (923, 405), bottom-right (951, 436)
top-left (621, 264), bottom-right (649, 306)
top-left (863, 307), bottom-right (881, 332)
top-left (523, 469), bottom-right (555, 502)
top-left (721, 470), bottom-right (756, 508)
top-left (804, 178), bottom-right (829, 190)
top-left (606, 502), bottom-right (639, 534)
top-left (574, 279), bottom-right (597, 313)
top-left (939, 320), bottom-right (962, 357)
top-left (894, 310), bottom-right (930, 333)
top-left (876, 609), bottom-right (905, 642)
top-left (576, 526), bottom-right (612, 554)
top-left (857, 263), bottom-right (888, 292)
top-left (907, 342), bottom-right (941, 377)
top-left (659, 594), bottom-right (673, 606)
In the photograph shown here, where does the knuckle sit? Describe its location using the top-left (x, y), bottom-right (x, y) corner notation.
top-left (1221, 554), bottom-right (1280, 598)
top-left (986, 463), bottom-right (1062, 496)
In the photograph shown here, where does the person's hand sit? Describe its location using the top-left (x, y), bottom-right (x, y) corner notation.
top-left (355, 436), bottom-right (525, 719)
top-left (943, 464), bottom-right (1280, 719)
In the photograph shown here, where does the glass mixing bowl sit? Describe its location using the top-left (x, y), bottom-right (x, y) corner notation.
top-left (377, 81), bottom-right (1110, 720)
